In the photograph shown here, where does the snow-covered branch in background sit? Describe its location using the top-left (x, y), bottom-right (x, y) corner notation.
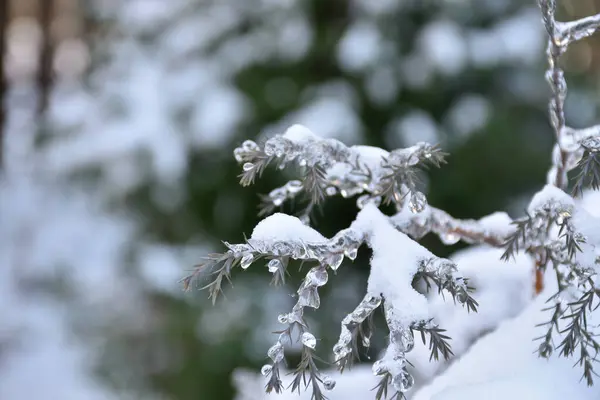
top-left (539, 0), bottom-right (600, 190)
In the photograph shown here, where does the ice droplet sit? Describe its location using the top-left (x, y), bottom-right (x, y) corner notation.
top-left (409, 191), bottom-right (427, 213)
top-left (268, 259), bottom-right (282, 273)
top-left (240, 253), bottom-right (254, 270)
top-left (392, 369), bottom-right (414, 392)
top-left (323, 376), bottom-right (336, 391)
top-left (362, 336), bottom-right (371, 347)
top-left (286, 180), bottom-right (303, 194)
top-left (301, 332), bottom-right (317, 349)
top-left (440, 231), bottom-right (460, 245)
top-left (345, 246), bottom-right (358, 260)
top-left (307, 267), bottom-right (328, 286)
top-left (243, 162), bottom-right (254, 172)
top-left (267, 342), bottom-right (284, 363)
top-left (298, 286), bottom-right (320, 308)
top-left (261, 364), bottom-right (273, 376)
top-left (277, 313), bottom-right (289, 324)
top-left (328, 253), bottom-right (344, 270)
top-left (392, 328), bottom-right (414, 353)
top-left (298, 158), bottom-right (307, 167)
top-left (333, 343), bottom-right (351, 360)
top-left (242, 140), bottom-right (259, 151)
top-left (325, 186), bottom-right (337, 196)
top-left (234, 148), bottom-right (244, 162)
top-left (264, 141), bottom-right (276, 156)
top-left (372, 360), bottom-right (387, 376)
top-left (269, 188), bottom-right (287, 206)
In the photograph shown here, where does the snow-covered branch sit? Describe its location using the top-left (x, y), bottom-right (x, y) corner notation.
top-left (187, 126), bottom-right (491, 399)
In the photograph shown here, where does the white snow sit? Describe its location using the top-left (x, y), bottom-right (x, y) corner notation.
top-left (354, 204), bottom-right (431, 325)
top-left (477, 212), bottom-right (514, 238)
top-left (528, 184), bottom-right (575, 213)
top-left (350, 145), bottom-right (390, 172)
top-left (251, 213), bottom-right (327, 243)
top-left (282, 124), bottom-right (320, 144)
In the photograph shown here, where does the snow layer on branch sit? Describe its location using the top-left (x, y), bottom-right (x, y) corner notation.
top-left (354, 204), bottom-right (431, 325)
top-left (250, 213), bottom-right (327, 243)
top-left (282, 124), bottom-right (320, 144)
top-left (476, 212), bottom-right (513, 238)
top-left (528, 184), bottom-right (574, 212)
top-left (349, 145), bottom-right (390, 171)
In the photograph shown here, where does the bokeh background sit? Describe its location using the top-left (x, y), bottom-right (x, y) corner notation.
top-left (3, 0), bottom-right (600, 399)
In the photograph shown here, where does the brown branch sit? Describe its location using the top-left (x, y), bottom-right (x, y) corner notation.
top-left (0, 0), bottom-right (9, 169)
top-left (36, 0), bottom-right (54, 117)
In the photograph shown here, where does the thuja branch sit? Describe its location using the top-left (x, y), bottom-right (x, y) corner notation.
top-left (538, 0), bottom-right (600, 191)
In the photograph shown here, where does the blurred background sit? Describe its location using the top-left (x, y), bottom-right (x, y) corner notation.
top-left (2, 0), bottom-right (600, 399)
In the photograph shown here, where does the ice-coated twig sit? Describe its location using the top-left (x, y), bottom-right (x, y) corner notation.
top-left (236, 125), bottom-right (514, 249)
top-left (391, 205), bottom-right (513, 247)
top-left (538, 0), bottom-right (600, 190)
top-left (234, 124), bottom-right (446, 220)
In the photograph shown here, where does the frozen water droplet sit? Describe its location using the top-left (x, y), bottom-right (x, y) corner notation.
top-left (372, 360), bottom-right (387, 376)
top-left (409, 191), bottom-right (427, 213)
top-left (293, 243), bottom-right (308, 259)
top-left (268, 259), bottom-right (282, 273)
top-left (333, 343), bottom-right (351, 360)
top-left (391, 328), bottom-right (414, 353)
top-left (424, 150), bottom-right (432, 159)
top-left (267, 342), bottom-right (284, 363)
top-left (242, 140), bottom-right (259, 151)
top-left (345, 246), bottom-right (358, 261)
top-left (277, 313), bottom-right (290, 324)
top-left (328, 253), bottom-right (344, 270)
top-left (392, 369), bottom-right (414, 393)
top-left (307, 267), bottom-right (328, 286)
top-left (362, 336), bottom-right (371, 347)
top-left (301, 332), bottom-right (317, 349)
top-left (243, 162), bottom-right (254, 172)
top-left (440, 232), bottom-right (460, 245)
top-left (264, 141), bottom-right (276, 156)
top-left (298, 158), bottom-right (307, 167)
top-left (323, 376), bottom-right (336, 391)
top-left (286, 180), bottom-right (303, 194)
top-left (234, 148), bottom-right (244, 162)
top-left (367, 296), bottom-right (381, 307)
top-left (457, 290), bottom-right (468, 304)
top-left (298, 286), bottom-right (320, 308)
top-left (240, 253), bottom-right (253, 270)
top-left (261, 364), bottom-right (273, 376)
top-left (326, 186), bottom-right (337, 196)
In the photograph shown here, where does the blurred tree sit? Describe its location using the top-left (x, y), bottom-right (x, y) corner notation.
top-left (18, 0), bottom-right (600, 399)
